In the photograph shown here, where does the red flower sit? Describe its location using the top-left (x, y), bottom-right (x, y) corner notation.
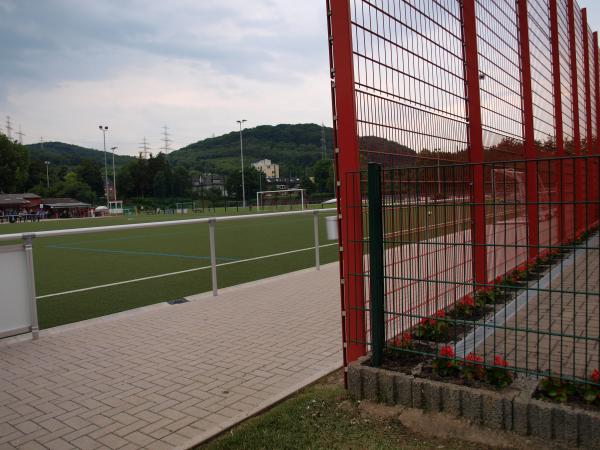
top-left (434, 310), bottom-right (445, 318)
top-left (591, 369), bottom-right (600, 383)
top-left (420, 317), bottom-right (435, 327)
top-left (393, 332), bottom-right (412, 348)
top-left (494, 276), bottom-right (503, 285)
top-left (438, 345), bottom-right (455, 358)
top-left (465, 353), bottom-right (483, 364)
top-left (493, 355), bottom-right (508, 367)
top-left (458, 296), bottom-right (475, 307)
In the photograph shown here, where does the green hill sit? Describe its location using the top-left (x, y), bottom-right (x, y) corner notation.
top-left (168, 123), bottom-right (333, 175)
top-left (26, 142), bottom-right (135, 168)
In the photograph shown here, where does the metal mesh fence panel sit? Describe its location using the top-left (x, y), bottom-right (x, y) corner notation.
top-left (329, 0), bottom-right (600, 383)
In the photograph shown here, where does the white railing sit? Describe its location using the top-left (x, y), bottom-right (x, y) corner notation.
top-left (0, 209), bottom-right (337, 340)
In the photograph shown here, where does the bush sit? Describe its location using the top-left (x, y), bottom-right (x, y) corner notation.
top-left (414, 310), bottom-right (448, 341)
top-left (485, 356), bottom-right (514, 388)
top-left (461, 353), bottom-right (486, 381)
top-left (391, 332), bottom-right (413, 350)
top-left (453, 295), bottom-right (478, 317)
top-left (432, 346), bottom-right (459, 377)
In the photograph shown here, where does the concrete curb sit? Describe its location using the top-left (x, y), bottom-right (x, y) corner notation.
top-left (349, 357), bottom-right (600, 448)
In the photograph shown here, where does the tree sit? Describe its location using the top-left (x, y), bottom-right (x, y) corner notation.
top-left (300, 176), bottom-right (316, 195)
top-left (312, 159), bottom-right (334, 194)
top-left (225, 167), bottom-right (264, 201)
top-left (153, 171), bottom-right (168, 198)
top-left (172, 166), bottom-right (191, 197)
top-left (44, 171), bottom-right (97, 204)
top-left (0, 133), bottom-right (29, 193)
top-left (76, 160), bottom-right (104, 196)
top-left (117, 164), bottom-right (135, 199)
top-left (25, 160), bottom-right (45, 191)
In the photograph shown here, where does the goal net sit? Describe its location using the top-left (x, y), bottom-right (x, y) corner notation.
top-left (256, 189), bottom-right (306, 211)
top-left (175, 202), bottom-right (195, 214)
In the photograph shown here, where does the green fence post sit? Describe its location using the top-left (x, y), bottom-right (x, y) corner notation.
top-left (368, 163), bottom-right (384, 366)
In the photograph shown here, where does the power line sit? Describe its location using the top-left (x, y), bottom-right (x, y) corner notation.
top-left (321, 123), bottom-right (327, 159)
top-left (16, 125), bottom-right (25, 144)
top-left (138, 137), bottom-right (152, 159)
top-left (161, 125), bottom-right (172, 154)
top-left (5, 116), bottom-right (13, 140)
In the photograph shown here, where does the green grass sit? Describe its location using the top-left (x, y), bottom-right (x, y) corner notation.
top-left (199, 372), bottom-right (482, 450)
top-left (0, 209), bottom-right (337, 329)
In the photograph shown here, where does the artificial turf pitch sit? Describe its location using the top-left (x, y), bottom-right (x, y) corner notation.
top-left (0, 210), bottom-right (337, 329)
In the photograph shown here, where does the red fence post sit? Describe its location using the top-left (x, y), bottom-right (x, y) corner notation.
top-left (460, 0), bottom-right (487, 287)
top-left (582, 10), bottom-right (593, 230)
top-left (328, 0), bottom-right (366, 366)
top-left (567, 0), bottom-right (583, 236)
top-left (549, 0), bottom-right (566, 244)
top-left (517, 0), bottom-right (539, 260)
top-left (595, 32), bottom-right (600, 155)
top-left (594, 31), bottom-right (600, 225)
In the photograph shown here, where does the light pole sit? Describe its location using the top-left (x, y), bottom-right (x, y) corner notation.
top-left (111, 147), bottom-right (118, 202)
top-left (99, 125), bottom-right (109, 205)
top-left (236, 119), bottom-right (247, 208)
top-left (44, 161), bottom-right (50, 189)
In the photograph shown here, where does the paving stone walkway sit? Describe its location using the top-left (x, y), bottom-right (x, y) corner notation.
top-left (477, 235), bottom-right (600, 378)
top-left (0, 264), bottom-right (342, 450)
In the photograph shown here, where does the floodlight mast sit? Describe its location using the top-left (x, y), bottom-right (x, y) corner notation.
top-left (111, 147), bottom-right (118, 202)
top-left (236, 119), bottom-right (247, 208)
top-left (44, 161), bottom-right (50, 189)
top-left (99, 125), bottom-right (109, 206)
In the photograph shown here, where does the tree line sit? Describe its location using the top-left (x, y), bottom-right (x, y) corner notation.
top-left (0, 133), bottom-right (192, 204)
top-left (1, 132), bottom-right (335, 205)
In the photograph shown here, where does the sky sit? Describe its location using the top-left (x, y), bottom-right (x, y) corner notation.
top-left (0, 0), bottom-right (599, 155)
top-left (0, 0), bottom-right (332, 154)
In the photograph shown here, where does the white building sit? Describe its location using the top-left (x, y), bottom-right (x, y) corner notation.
top-left (252, 159), bottom-right (280, 178)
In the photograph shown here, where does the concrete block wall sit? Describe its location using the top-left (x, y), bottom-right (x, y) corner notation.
top-left (348, 358), bottom-right (600, 448)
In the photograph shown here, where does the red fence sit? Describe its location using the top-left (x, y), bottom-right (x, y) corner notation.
top-left (327, 0), bottom-right (600, 371)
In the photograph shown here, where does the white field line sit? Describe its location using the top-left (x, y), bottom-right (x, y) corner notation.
top-left (36, 243), bottom-right (338, 300)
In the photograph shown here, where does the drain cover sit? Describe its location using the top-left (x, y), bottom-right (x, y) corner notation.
top-left (167, 298), bottom-right (189, 305)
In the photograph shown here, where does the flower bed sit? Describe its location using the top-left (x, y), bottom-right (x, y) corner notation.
top-left (534, 369), bottom-right (600, 411)
top-left (376, 228), bottom-right (599, 393)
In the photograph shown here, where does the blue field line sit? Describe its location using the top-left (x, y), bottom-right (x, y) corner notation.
top-left (49, 230), bottom-right (191, 246)
top-left (46, 244), bottom-right (239, 262)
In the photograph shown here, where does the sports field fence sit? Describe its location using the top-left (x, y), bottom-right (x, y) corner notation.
top-left (328, 0), bottom-right (600, 385)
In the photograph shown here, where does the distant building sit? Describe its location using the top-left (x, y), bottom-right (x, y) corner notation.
top-left (41, 198), bottom-right (91, 218)
top-left (265, 177), bottom-right (301, 190)
top-left (252, 159), bottom-right (280, 178)
top-left (0, 193), bottom-right (41, 213)
top-left (192, 173), bottom-right (227, 196)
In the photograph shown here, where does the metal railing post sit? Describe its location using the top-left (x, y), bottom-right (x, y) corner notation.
top-left (23, 235), bottom-right (39, 340)
top-left (368, 163), bottom-right (384, 367)
top-left (313, 210), bottom-right (320, 270)
top-left (208, 219), bottom-right (218, 296)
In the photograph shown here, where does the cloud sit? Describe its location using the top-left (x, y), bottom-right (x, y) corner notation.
top-left (0, 0), bottom-right (332, 151)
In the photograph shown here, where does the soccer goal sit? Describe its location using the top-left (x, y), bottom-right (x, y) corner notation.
top-left (256, 189), bottom-right (306, 211)
top-left (175, 202), bottom-right (195, 214)
top-left (491, 168), bottom-right (526, 204)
